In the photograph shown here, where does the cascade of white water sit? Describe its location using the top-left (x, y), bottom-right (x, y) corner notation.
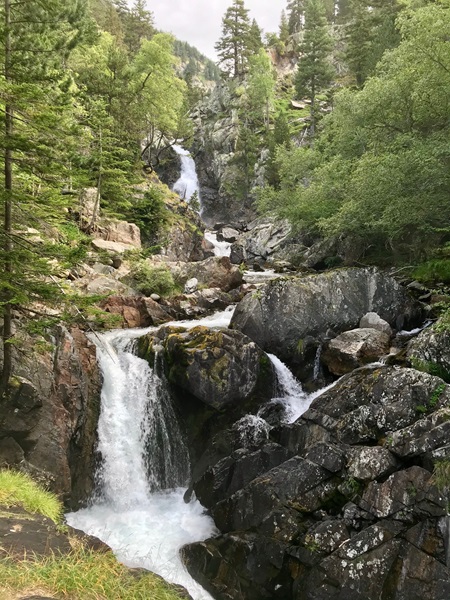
top-left (66, 326), bottom-right (217, 600)
top-left (172, 144), bottom-right (200, 203)
top-left (267, 353), bottom-right (315, 423)
top-left (204, 231), bottom-right (231, 257)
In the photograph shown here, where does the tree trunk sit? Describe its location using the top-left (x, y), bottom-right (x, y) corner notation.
top-left (1, 0), bottom-right (13, 392)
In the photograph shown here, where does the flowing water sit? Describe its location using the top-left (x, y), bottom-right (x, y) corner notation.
top-left (65, 313), bottom-right (238, 600)
top-left (204, 231), bottom-right (231, 257)
top-left (172, 144), bottom-right (201, 203)
top-left (267, 354), bottom-right (315, 423)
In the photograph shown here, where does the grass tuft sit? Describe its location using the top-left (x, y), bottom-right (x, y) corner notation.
top-left (0, 546), bottom-right (186, 599)
top-left (0, 470), bottom-right (62, 523)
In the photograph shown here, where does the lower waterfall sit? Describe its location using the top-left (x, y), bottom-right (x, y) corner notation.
top-left (66, 326), bottom-right (216, 600)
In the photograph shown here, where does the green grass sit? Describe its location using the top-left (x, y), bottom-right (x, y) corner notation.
top-left (0, 470), bottom-right (186, 599)
top-left (412, 259), bottom-right (450, 285)
top-left (0, 470), bottom-right (62, 523)
top-left (0, 546), bottom-right (186, 600)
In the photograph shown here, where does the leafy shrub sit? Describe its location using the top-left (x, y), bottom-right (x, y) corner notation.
top-left (126, 187), bottom-right (167, 244)
top-left (413, 259), bottom-right (450, 286)
top-left (130, 261), bottom-right (176, 296)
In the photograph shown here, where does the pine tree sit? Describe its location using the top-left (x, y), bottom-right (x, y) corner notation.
top-left (215, 0), bottom-right (252, 79)
top-left (279, 10), bottom-right (290, 44)
top-left (126, 0), bottom-right (155, 55)
top-left (248, 18), bottom-right (263, 54)
top-left (295, 0), bottom-right (334, 139)
top-left (0, 0), bottom-right (90, 391)
top-left (287, 0), bottom-right (304, 34)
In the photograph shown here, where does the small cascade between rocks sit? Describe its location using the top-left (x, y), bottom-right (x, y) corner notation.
top-left (267, 354), bottom-right (314, 423)
top-left (172, 144), bottom-right (201, 204)
top-left (204, 231), bottom-right (231, 257)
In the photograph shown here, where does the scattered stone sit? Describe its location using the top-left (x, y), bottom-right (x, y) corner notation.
top-left (184, 277), bottom-right (199, 294)
top-left (359, 311), bottom-right (393, 335)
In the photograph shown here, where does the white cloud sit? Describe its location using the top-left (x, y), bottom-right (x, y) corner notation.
top-left (148, 0), bottom-right (286, 59)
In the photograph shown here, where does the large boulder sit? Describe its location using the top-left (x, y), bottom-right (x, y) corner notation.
top-left (229, 218), bottom-right (294, 264)
top-left (175, 256), bottom-right (243, 293)
top-left (95, 218), bottom-right (141, 248)
top-left (230, 268), bottom-right (422, 378)
top-left (150, 326), bottom-right (273, 410)
top-left (322, 328), bottom-right (391, 375)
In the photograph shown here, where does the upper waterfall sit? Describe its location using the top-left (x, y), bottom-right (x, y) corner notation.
top-left (172, 144), bottom-right (201, 204)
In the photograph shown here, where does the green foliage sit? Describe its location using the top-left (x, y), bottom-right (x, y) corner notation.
top-left (413, 260), bottom-right (450, 286)
top-left (432, 459), bottom-right (450, 493)
top-left (410, 358), bottom-right (450, 385)
top-left (0, 470), bottom-right (62, 523)
top-left (130, 262), bottom-right (176, 297)
top-left (126, 187), bottom-right (168, 244)
top-left (261, 1), bottom-right (450, 263)
top-left (287, 0), bottom-right (305, 35)
top-left (295, 0), bottom-right (334, 137)
top-left (215, 0), bottom-right (253, 78)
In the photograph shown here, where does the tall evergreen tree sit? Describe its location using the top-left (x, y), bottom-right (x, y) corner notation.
top-left (248, 18), bottom-right (264, 54)
top-left (279, 10), bottom-right (290, 44)
top-left (295, 0), bottom-right (334, 139)
top-left (287, 0), bottom-right (304, 34)
top-left (126, 0), bottom-right (155, 55)
top-left (215, 0), bottom-right (252, 79)
top-left (0, 0), bottom-right (90, 390)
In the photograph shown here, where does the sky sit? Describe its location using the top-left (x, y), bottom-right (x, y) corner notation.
top-left (149, 0), bottom-right (287, 60)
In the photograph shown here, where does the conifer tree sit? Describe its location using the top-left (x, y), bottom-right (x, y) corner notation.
top-left (126, 0), bottom-right (155, 55)
top-left (0, 0), bottom-right (89, 390)
top-left (295, 0), bottom-right (334, 138)
top-left (279, 10), bottom-right (290, 44)
top-left (248, 18), bottom-right (263, 54)
top-left (215, 0), bottom-right (252, 79)
top-left (287, 0), bottom-right (304, 34)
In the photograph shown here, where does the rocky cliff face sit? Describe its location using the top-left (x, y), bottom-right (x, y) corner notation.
top-left (0, 326), bottom-right (101, 507)
top-left (192, 85), bottom-right (257, 227)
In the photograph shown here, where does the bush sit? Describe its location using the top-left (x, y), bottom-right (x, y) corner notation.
top-left (413, 259), bottom-right (450, 286)
top-left (130, 261), bottom-right (176, 296)
top-left (126, 186), bottom-right (167, 244)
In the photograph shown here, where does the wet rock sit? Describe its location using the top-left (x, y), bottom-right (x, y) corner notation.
top-left (360, 466), bottom-right (446, 520)
top-left (346, 446), bottom-right (398, 481)
top-left (407, 323), bottom-right (450, 382)
top-left (230, 268), bottom-right (422, 377)
top-left (160, 223), bottom-right (207, 262)
top-left (213, 456), bottom-right (334, 533)
top-left (0, 506), bottom-right (72, 559)
top-left (322, 328), bottom-right (391, 375)
top-left (0, 327), bottom-right (101, 505)
top-left (184, 277), bottom-right (199, 294)
top-left (229, 218), bottom-right (293, 264)
top-left (194, 443), bottom-right (291, 510)
top-left (217, 227), bottom-right (240, 243)
top-left (155, 326), bottom-right (274, 410)
top-left (182, 533), bottom-right (287, 600)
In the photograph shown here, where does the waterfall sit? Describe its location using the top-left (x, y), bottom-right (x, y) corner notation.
top-left (66, 326), bottom-right (217, 600)
top-left (267, 354), bottom-right (315, 424)
top-left (172, 144), bottom-right (201, 203)
top-left (204, 231), bottom-right (231, 257)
